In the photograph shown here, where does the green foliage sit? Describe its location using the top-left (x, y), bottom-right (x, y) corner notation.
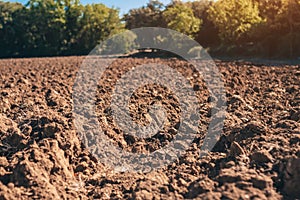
top-left (23, 0), bottom-right (67, 56)
top-left (63, 0), bottom-right (83, 53)
top-left (124, 0), bottom-right (165, 29)
top-left (208, 0), bottom-right (263, 44)
top-left (124, 1), bottom-right (167, 51)
top-left (271, 0), bottom-right (300, 57)
top-left (252, 0), bottom-right (300, 57)
top-left (0, 1), bottom-right (24, 57)
top-left (76, 3), bottom-right (124, 54)
top-left (0, 0), bottom-right (300, 58)
top-left (186, 0), bottom-right (219, 47)
top-left (163, 3), bottom-right (201, 38)
top-left (0, 0), bottom-right (124, 57)
top-left (0, 1), bottom-right (22, 29)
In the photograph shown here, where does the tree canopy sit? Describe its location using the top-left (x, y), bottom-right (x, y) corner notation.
top-left (208, 0), bottom-right (263, 44)
top-left (0, 0), bottom-right (124, 57)
top-left (163, 3), bottom-right (201, 38)
top-left (0, 0), bottom-right (299, 58)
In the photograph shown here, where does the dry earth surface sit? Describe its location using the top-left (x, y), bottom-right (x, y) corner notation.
top-left (0, 57), bottom-right (299, 199)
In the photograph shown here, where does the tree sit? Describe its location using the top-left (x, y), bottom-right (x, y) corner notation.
top-left (124, 0), bottom-right (165, 29)
top-left (208, 0), bottom-right (263, 44)
top-left (22, 0), bottom-right (67, 56)
top-left (75, 4), bottom-right (124, 54)
top-left (123, 1), bottom-right (167, 52)
top-left (163, 3), bottom-right (201, 38)
top-left (273, 0), bottom-right (300, 57)
top-left (253, 0), bottom-right (300, 57)
top-left (186, 0), bottom-right (220, 47)
top-left (63, 0), bottom-right (83, 54)
top-left (0, 1), bottom-right (24, 57)
top-left (0, 0), bottom-right (125, 57)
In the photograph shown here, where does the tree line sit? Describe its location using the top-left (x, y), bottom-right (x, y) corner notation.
top-left (1, 0), bottom-right (300, 58)
top-left (0, 0), bottom-right (123, 57)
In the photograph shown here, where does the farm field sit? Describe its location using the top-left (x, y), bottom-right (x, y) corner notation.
top-left (0, 56), bottom-right (299, 199)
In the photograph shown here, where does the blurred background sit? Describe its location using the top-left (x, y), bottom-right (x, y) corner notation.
top-left (0, 0), bottom-right (299, 59)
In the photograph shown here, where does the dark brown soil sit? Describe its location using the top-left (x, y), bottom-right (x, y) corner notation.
top-left (0, 57), bottom-right (299, 199)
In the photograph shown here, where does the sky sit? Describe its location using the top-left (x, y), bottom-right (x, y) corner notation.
top-left (7, 0), bottom-right (173, 15)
